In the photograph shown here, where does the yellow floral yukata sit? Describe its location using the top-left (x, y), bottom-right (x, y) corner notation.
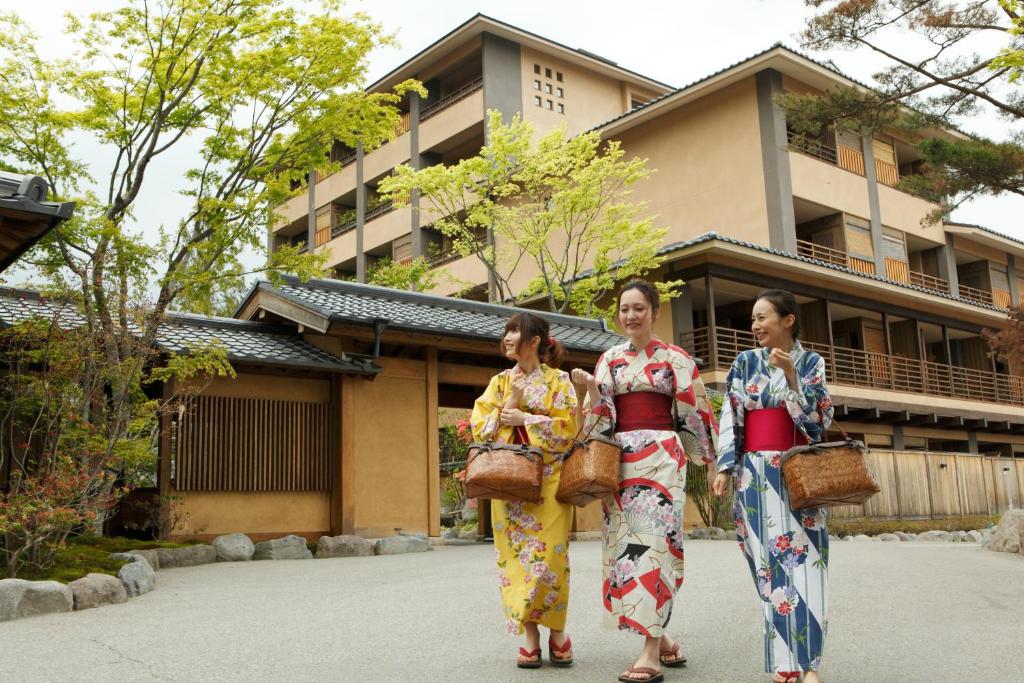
top-left (471, 364), bottom-right (578, 635)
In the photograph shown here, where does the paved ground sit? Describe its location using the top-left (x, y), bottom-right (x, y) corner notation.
top-left (1, 539), bottom-right (1022, 682)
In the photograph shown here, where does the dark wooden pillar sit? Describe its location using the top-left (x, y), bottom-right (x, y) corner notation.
top-left (705, 273), bottom-right (718, 369)
top-left (157, 380), bottom-right (173, 540)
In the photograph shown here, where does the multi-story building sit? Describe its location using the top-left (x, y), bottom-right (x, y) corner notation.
top-left (272, 15), bottom-right (1024, 518)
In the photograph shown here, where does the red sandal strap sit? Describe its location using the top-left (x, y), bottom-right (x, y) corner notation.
top-left (549, 636), bottom-right (573, 654)
top-left (518, 647), bottom-right (541, 658)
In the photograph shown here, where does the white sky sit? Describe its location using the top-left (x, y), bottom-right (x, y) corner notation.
top-left (3, 0), bottom-right (1022, 288)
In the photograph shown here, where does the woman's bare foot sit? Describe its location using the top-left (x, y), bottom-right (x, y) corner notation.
top-left (657, 634), bottom-right (685, 666)
top-left (517, 622), bottom-right (541, 666)
top-left (548, 629), bottom-right (573, 665)
top-left (619, 637), bottom-right (661, 681)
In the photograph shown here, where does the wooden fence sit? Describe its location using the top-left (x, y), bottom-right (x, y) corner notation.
top-left (174, 395), bottom-right (330, 492)
top-left (832, 450), bottom-right (1024, 519)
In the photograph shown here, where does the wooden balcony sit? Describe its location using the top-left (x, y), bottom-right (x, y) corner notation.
top-left (959, 283), bottom-right (994, 307)
top-left (680, 325), bottom-right (1024, 406)
top-left (796, 239), bottom-right (876, 276)
top-left (420, 77), bottom-right (483, 121)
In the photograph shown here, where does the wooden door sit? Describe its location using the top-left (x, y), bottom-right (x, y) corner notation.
top-left (864, 325), bottom-right (890, 387)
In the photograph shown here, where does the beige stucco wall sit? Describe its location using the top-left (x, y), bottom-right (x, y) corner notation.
top-left (362, 206), bottom-right (413, 254)
top-left (613, 79), bottom-right (770, 248)
top-left (789, 150), bottom-right (872, 222)
top-left (171, 491), bottom-right (330, 541)
top-left (419, 88), bottom-right (484, 150)
top-left (877, 183), bottom-right (943, 240)
top-left (520, 46), bottom-right (628, 137)
top-left (349, 357), bottom-right (432, 537)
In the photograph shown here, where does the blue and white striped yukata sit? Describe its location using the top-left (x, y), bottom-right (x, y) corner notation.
top-left (716, 341), bottom-right (834, 674)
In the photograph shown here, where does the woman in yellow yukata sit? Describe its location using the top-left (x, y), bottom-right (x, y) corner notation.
top-left (471, 312), bottom-right (579, 670)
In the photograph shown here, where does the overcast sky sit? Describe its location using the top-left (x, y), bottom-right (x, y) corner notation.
top-left (3, 0), bottom-right (1022, 288)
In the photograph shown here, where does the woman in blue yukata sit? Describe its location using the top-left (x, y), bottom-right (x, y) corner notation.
top-left (712, 289), bottom-right (834, 683)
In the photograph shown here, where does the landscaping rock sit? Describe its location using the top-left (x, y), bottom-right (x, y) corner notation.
top-left (919, 530), bottom-right (953, 542)
top-left (877, 533), bottom-right (901, 542)
top-left (69, 573), bottom-right (128, 611)
top-left (127, 549), bottom-right (160, 571)
top-left (966, 530), bottom-right (985, 544)
top-left (690, 528), bottom-right (711, 540)
top-left (707, 527), bottom-right (729, 541)
top-left (156, 544), bottom-right (216, 568)
top-left (841, 535), bottom-right (853, 541)
top-left (0, 579), bottom-right (74, 622)
top-left (315, 535), bottom-right (373, 559)
top-left (457, 527), bottom-right (479, 541)
top-left (987, 509), bottom-right (1024, 554)
top-left (374, 535), bottom-right (431, 555)
top-left (118, 557), bottom-right (156, 598)
top-left (441, 528), bottom-right (459, 540)
top-left (253, 535), bottom-right (313, 560)
top-left (852, 534), bottom-right (873, 542)
top-left (895, 531), bottom-right (916, 542)
top-left (213, 533), bottom-right (255, 562)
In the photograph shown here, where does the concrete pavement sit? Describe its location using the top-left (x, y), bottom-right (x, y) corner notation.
top-left (1, 539), bottom-right (1022, 682)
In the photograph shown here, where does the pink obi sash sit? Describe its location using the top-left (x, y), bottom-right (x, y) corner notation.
top-left (744, 406), bottom-right (808, 452)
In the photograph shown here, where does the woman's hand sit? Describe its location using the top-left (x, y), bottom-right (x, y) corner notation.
top-left (711, 472), bottom-right (731, 497)
top-left (570, 368), bottom-right (597, 388)
top-left (768, 348), bottom-right (799, 389)
top-left (499, 407), bottom-right (527, 427)
top-left (506, 374), bottom-right (527, 407)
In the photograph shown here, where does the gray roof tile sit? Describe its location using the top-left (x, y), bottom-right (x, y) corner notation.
top-left (261, 276), bottom-right (625, 353)
top-left (0, 289), bottom-right (375, 374)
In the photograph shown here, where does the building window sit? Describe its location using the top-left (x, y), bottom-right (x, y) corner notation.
top-left (557, 103), bottom-right (565, 114)
top-left (534, 64), bottom-right (541, 74)
top-left (545, 83), bottom-right (552, 94)
top-left (556, 71), bottom-right (563, 82)
top-left (547, 99), bottom-right (554, 110)
top-left (534, 95), bottom-right (542, 106)
top-left (534, 80), bottom-right (541, 90)
top-left (556, 87), bottom-right (564, 98)
top-left (545, 67), bottom-right (552, 78)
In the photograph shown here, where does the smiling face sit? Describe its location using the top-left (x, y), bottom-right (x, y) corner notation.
top-left (502, 326), bottom-right (539, 364)
top-left (618, 288), bottom-right (658, 342)
top-left (751, 297), bottom-right (795, 349)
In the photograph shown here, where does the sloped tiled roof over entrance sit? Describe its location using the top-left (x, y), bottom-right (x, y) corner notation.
top-left (0, 172), bottom-right (76, 273)
top-left (0, 288), bottom-right (376, 374)
top-left (246, 276), bottom-right (624, 354)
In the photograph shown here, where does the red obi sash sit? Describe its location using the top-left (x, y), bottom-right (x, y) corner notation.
top-left (614, 392), bottom-right (674, 433)
top-left (744, 406), bottom-right (808, 452)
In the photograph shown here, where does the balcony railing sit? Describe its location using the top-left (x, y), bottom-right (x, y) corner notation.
top-left (680, 325), bottom-right (1024, 406)
top-left (787, 131), bottom-right (905, 188)
top-left (427, 235), bottom-right (487, 268)
top-left (959, 283), bottom-right (994, 307)
top-left (365, 200), bottom-right (395, 222)
top-left (421, 77), bottom-right (483, 121)
top-left (798, 240), bottom-right (955, 294)
top-left (875, 159), bottom-right (899, 187)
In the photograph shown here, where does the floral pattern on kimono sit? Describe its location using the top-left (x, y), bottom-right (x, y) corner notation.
top-left (471, 364), bottom-right (578, 635)
top-left (715, 341), bottom-right (834, 673)
top-left (584, 339), bottom-right (718, 637)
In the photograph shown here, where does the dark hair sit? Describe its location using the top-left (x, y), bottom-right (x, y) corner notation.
top-left (756, 289), bottom-right (800, 339)
top-left (501, 312), bottom-right (566, 369)
top-left (617, 279), bottom-right (660, 312)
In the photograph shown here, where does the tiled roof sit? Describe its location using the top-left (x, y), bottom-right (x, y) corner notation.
top-left (256, 276), bottom-right (624, 353)
top-left (658, 232), bottom-right (1006, 313)
top-left (0, 172), bottom-right (76, 272)
top-left (945, 221), bottom-right (1024, 249)
top-left (0, 288), bottom-right (376, 374)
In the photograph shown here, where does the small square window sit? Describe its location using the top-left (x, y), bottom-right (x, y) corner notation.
top-left (534, 80), bottom-right (541, 90)
top-left (547, 99), bottom-right (553, 110)
top-left (545, 83), bottom-right (552, 94)
top-left (545, 67), bottom-right (552, 78)
top-left (556, 72), bottom-right (563, 82)
top-left (534, 64), bottom-right (541, 74)
top-left (557, 103), bottom-right (565, 114)
top-left (556, 87), bottom-right (564, 98)
top-left (534, 95), bottom-right (542, 106)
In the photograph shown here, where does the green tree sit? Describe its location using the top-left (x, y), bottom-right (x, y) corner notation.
top-left (379, 111), bottom-right (678, 318)
top-left (781, 0), bottom-right (1024, 219)
top-left (0, 0), bottom-right (420, 552)
top-left (366, 256), bottom-right (439, 292)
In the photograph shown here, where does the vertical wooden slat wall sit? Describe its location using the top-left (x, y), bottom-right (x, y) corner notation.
top-left (176, 395), bottom-right (329, 491)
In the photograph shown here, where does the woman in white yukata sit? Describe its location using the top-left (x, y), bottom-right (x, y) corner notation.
top-left (712, 289), bottom-right (834, 683)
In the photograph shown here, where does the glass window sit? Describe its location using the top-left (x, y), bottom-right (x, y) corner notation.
top-left (844, 216), bottom-right (874, 259)
top-left (547, 99), bottom-right (554, 110)
top-left (533, 80), bottom-right (541, 90)
top-left (881, 227), bottom-right (907, 261)
top-left (556, 72), bottom-right (563, 82)
top-left (545, 67), bottom-right (552, 78)
top-left (534, 95), bottom-right (542, 106)
top-left (557, 103), bottom-right (565, 114)
top-left (556, 87), bottom-right (564, 98)
top-left (545, 83), bottom-right (552, 94)
top-left (534, 64), bottom-right (540, 74)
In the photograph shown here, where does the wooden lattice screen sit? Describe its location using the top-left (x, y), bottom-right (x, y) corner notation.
top-left (175, 395), bottom-right (330, 491)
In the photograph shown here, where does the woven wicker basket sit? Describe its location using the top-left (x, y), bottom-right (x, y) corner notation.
top-left (780, 439), bottom-right (881, 509)
top-left (556, 434), bottom-right (621, 506)
top-left (465, 442), bottom-right (544, 503)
